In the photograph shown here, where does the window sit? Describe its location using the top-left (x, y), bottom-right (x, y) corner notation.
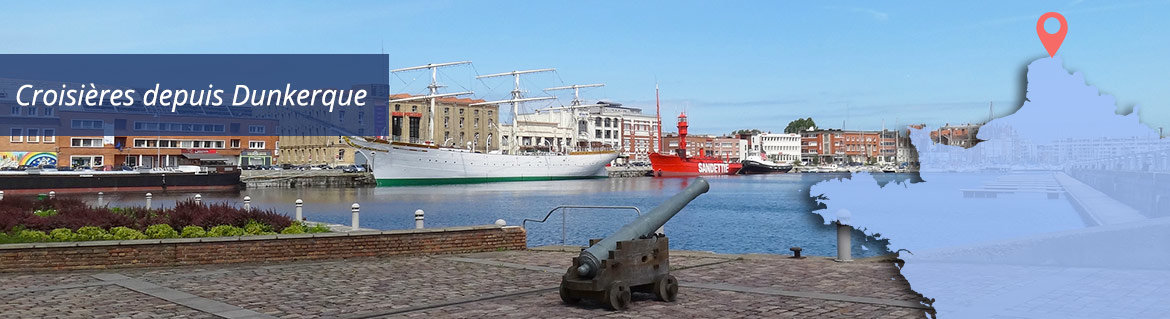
top-left (459, 109), bottom-right (464, 115)
top-left (595, 130), bottom-right (602, 138)
top-left (231, 139), bottom-right (241, 148)
top-left (71, 138), bottom-right (102, 147)
top-left (43, 129), bottom-right (55, 142)
top-left (26, 129), bottom-right (39, 142)
top-left (10, 106), bottom-right (19, 115)
top-left (249, 141), bottom-right (265, 149)
top-left (70, 156), bottom-right (103, 168)
top-left (71, 120), bottom-right (103, 129)
top-left (248, 125), bottom-right (265, 134)
top-left (444, 116), bottom-right (449, 128)
top-left (10, 129), bottom-right (22, 142)
top-left (40, 107), bottom-right (53, 117)
top-left (412, 106), bottom-right (417, 112)
top-left (474, 110), bottom-right (479, 116)
top-left (459, 117), bottom-right (464, 129)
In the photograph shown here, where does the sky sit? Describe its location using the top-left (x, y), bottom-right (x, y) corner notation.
top-left (3, 0), bottom-right (1168, 135)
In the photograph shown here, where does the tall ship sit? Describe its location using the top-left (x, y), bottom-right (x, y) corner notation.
top-left (350, 62), bottom-right (617, 186)
top-left (649, 113), bottom-right (742, 176)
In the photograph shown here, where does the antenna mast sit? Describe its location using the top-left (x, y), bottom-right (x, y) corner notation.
top-left (390, 61), bottom-right (473, 145)
top-left (473, 68), bottom-right (557, 154)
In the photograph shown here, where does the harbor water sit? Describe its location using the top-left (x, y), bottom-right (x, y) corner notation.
top-left (58, 172), bottom-right (1081, 258)
top-left (65, 174), bottom-right (888, 257)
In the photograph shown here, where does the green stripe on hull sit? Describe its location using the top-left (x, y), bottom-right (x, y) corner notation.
top-left (376, 175), bottom-right (607, 186)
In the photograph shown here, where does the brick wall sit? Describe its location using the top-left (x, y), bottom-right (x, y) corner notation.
top-left (0, 225), bottom-right (526, 272)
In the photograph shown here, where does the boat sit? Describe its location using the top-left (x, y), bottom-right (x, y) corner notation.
top-left (347, 138), bottom-right (616, 186)
top-left (738, 151), bottom-right (793, 174)
top-left (649, 113), bottom-right (742, 176)
top-left (0, 166), bottom-right (241, 194)
top-left (351, 62), bottom-right (617, 186)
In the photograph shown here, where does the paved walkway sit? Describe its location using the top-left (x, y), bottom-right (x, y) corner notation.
top-left (0, 247), bottom-right (931, 318)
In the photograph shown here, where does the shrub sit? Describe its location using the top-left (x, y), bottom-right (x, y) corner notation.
top-left (75, 226), bottom-right (112, 241)
top-left (180, 226), bottom-right (207, 238)
top-left (49, 228), bottom-right (74, 241)
top-left (280, 221), bottom-right (306, 234)
top-left (145, 224), bottom-right (179, 239)
top-left (34, 209), bottom-right (58, 217)
top-left (243, 220), bottom-right (274, 235)
top-left (110, 226), bottom-right (147, 240)
top-left (207, 225), bottom-right (244, 237)
top-left (307, 223), bottom-right (331, 233)
top-left (17, 230), bottom-right (50, 242)
top-left (3, 197), bottom-right (293, 237)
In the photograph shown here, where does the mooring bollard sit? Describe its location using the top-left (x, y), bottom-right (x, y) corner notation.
top-left (145, 193), bottom-right (152, 209)
top-left (194, 194), bottom-right (202, 205)
top-left (243, 196), bottom-right (251, 210)
top-left (414, 209), bottom-right (425, 229)
top-left (351, 203), bottom-right (360, 231)
top-left (835, 209), bottom-right (853, 262)
top-left (97, 192), bottom-right (104, 206)
top-left (48, 191), bottom-right (56, 199)
top-left (0, 190), bottom-right (5, 200)
top-left (295, 199), bottom-right (304, 221)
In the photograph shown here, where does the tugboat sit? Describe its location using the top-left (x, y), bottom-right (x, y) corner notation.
top-left (649, 113), bottom-right (742, 176)
top-left (738, 150), bottom-right (793, 174)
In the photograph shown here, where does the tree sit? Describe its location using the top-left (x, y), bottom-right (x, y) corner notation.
top-left (784, 118), bottom-right (817, 134)
top-left (731, 129), bottom-right (763, 136)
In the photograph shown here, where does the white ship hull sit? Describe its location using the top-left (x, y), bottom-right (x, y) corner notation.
top-left (349, 138), bottom-right (618, 186)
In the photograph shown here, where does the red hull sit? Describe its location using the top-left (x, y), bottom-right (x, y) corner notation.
top-left (649, 153), bottom-right (742, 176)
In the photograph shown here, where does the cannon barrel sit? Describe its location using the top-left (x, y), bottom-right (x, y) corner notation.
top-left (575, 177), bottom-right (710, 278)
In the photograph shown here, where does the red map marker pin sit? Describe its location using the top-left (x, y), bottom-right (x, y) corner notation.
top-left (1036, 12), bottom-right (1067, 57)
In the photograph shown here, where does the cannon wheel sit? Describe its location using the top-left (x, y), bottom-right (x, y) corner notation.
top-left (653, 274), bottom-right (679, 302)
top-left (558, 283), bottom-right (580, 305)
top-left (604, 281), bottom-right (631, 310)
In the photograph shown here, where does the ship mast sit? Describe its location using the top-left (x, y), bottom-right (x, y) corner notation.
top-left (472, 69), bottom-right (557, 154)
top-left (545, 83), bottom-right (604, 151)
top-left (656, 84), bottom-right (662, 153)
top-left (390, 61), bottom-right (473, 145)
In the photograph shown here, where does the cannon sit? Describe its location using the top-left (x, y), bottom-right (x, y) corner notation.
top-left (559, 177), bottom-right (710, 310)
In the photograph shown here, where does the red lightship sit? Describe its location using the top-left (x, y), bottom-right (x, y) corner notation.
top-left (649, 113), bottom-right (742, 176)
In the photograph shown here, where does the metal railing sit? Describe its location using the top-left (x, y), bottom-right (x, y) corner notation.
top-left (522, 205), bottom-right (642, 245)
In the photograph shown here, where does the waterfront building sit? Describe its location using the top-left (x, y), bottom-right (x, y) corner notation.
top-left (512, 102), bottom-right (661, 162)
top-left (497, 111), bottom-right (576, 153)
top-left (930, 123), bottom-right (981, 148)
top-left (800, 128), bottom-right (896, 165)
top-left (751, 133), bottom-right (801, 164)
top-left (662, 133), bottom-right (744, 161)
top-left (388, 94), bottom-right (499, 152)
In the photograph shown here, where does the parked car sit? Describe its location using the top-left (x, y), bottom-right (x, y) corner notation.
top-left (342, 165), bottom-right (367, 173)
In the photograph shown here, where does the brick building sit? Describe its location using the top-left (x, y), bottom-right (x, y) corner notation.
top-left (800, 129), bottom-right (896, 165)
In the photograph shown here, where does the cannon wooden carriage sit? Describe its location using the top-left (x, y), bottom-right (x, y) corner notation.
top-left (557, 178), bottom-right (707, 310)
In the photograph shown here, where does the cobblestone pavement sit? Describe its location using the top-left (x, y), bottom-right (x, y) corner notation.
top-left (0, 248), bottom-right (932, 318)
